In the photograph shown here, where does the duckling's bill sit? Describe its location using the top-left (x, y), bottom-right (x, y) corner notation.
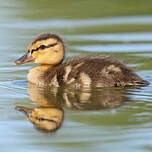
top-left (15, 106), bottom-right (33, 117)
top-left (14, 51), bottom-right (35, 65)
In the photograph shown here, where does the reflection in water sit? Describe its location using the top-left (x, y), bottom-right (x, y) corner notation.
top-left (15, 106), bottom-right (63, 132)
top-left (15, 83), bottom-right (130, 132)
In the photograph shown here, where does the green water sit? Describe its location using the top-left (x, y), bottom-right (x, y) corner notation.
top-left (1, 0), bottom-right (152, 151)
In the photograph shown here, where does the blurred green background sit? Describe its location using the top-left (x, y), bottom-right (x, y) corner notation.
top-left (1, 0), bottom-right (152, 152)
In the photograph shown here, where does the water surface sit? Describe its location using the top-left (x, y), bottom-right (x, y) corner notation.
top-left (1, 0), bottom-right (152, 151)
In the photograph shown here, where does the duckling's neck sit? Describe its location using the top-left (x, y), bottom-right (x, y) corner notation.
top-left (27, 64), bottom-right (53, 86)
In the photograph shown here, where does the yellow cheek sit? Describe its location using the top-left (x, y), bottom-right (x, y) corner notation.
top-left (32, 51), bottom-right (40, 59)
top-left (35, 51), bottom-right (48, 64)
top-left (32, 51), bottom-right (45, 64)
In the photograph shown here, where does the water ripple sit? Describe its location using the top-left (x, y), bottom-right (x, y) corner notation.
top-left (2, 15), bottom-right (152, 29)
top-left (65, 32), bottom-right (152, 42)
top-left (72, 43), bottom-right (152, 52)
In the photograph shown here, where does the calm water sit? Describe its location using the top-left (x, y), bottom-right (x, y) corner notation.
top-left (1, 0), bottom-right (152, 151)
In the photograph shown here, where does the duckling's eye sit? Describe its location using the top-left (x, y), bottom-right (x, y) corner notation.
top-left (39, 45), bottom-right (46, 50)
top-left (39, 118), bottom-right (45, 122)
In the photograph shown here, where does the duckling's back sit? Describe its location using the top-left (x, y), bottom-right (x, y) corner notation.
top-left (43, 56), bottom-right (149, 88)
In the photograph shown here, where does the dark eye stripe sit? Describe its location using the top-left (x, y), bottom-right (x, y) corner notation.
top-left (46, 43), bottom-right (57, 48)
top-left (31, 43), bottom-right (57, 53)
top-left (37, 117), bottom-right (57, 123)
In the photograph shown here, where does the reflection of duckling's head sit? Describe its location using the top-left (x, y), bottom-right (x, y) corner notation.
top-left (15, 33), bottom-right (65, 65)
top-left (15, 106), bottom-right (63, 132)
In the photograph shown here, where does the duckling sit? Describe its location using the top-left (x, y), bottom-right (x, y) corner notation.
top-left (15, 33), bottom-right (149, 88)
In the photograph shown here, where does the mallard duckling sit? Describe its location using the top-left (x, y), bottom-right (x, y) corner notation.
top-left (15, 106), bottom-right (63, 132)
top-left (15, 33), bottom-right (149, 88)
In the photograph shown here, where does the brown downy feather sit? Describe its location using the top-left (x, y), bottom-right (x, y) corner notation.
top-left (42, 55), bottom-right (149, 88)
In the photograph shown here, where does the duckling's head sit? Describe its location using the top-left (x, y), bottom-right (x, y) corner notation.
top-left (15, 106), bottom-right (63, 132)
top-left (15, 33), bottom-right (65, 65)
